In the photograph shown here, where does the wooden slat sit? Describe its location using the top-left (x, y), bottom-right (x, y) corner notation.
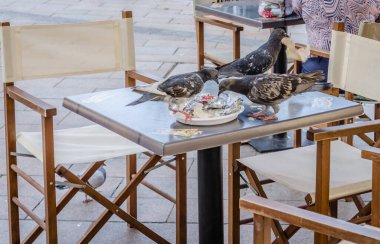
top-left (372, 160), bottom-right (380, 227)
top-left (141, 180), bottom-right (175, 203)
top-left (42, 116), bottom-right (58, 244)
top-left (204, 53), bottom-right (226, 66)
top-left (362, 146), bottom-right (380, 161)
top-left (233, 30), bottom-right (240, 60)
top-left (240, 195), bottom-right (380, 244)
top-left (7, 86), bottom-right (56, 117)
top-left (195, 16), bottom-right (243, 31)
top-left (196, 20), bottom-right (205, 70)
top-left (12, 197), bottom-right (46, 230)
top-left (228, 143), bottom-right (240, 244)
top-left (4, 82), bottom-right (21, 243)
top-left (176, 154), bottom-right (187, 244)
top-left (11, 165), bottom-right (44, 194)
top-left (295, 43), bottom-right (330, 58)
top-left (126, 154), bottom-right (137, 227)
top-left (127, 70), bottom-right (163, 84)
top-left (293, 129), bottom-right (302, 148)
top-left (375, 104), bottom-right (380, 141)
top-left (254, 215), bottom-right (271, 244)
top-left (358, 133), bottom-right (375, 146)
top-left (307, 120), bottom-right (380, 141)
top-left (314, 140), bottom-right (331, 244)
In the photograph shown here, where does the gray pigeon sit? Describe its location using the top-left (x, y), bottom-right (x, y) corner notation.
top-left (217, 29), bottom-right (289, 77)
top-left (127, 68), bottom-right (219, 106)
top-left (218, 70), bottom-right (325, 120)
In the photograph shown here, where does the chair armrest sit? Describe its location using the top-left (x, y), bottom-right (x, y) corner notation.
top-left (195, 16), bottom-right (244, 31)
top-left (306, 120), bottom-right (380, 141)
top-left (240, 195), bottom-right (380, 243)
top-left (362, 146), bottom-right (380, 161)
top-left (127, 70), bottom-right (164, 84)
top-left (295, 43), bottom-right (330, 58)
top-left (7, 86), bottom-right (57, 117)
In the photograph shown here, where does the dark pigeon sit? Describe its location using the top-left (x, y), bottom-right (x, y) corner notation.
top-left (217, 29), bottom-right (289, 77)
top-left (127, 68), bottom-right (219, 106)
top-left (218, 70), bottom-right (325, 120)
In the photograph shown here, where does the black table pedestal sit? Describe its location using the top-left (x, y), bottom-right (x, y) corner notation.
top-left (198, 146), bottom-right (223, 244)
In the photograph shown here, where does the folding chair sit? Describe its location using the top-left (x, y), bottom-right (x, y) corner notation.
top-left (292, 22), bottom-right (380, 147)
top-left (194, 0), bottom-right (243, 69)
top-left (1, 11), bottom-right (186, 244)
top-left (240, 142), bottom-right (380, 243)
top-left (231, 30), bottom-right (380, 243)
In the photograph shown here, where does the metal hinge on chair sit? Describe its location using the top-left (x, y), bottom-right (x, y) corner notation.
top-left (239, 172), bottom-right (259, 195)
top-left (144, 157), bottom-right (176, 174)
top-left (10, 152), bottom-right (36, 158)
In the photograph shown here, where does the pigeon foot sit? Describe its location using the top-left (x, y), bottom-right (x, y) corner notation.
top-left (247, 110), bottom-right (266, 118)
top-left (258, 113), bottom-right (278, 121)
top-left (170, 109), bottom-right (192, 122)
top-left (83, 195), bottom-right (93, 204)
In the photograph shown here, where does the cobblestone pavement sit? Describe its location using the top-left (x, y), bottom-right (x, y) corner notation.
top-left (0, 0), bottom-right (365, 243)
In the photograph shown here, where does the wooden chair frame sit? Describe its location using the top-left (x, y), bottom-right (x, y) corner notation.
top-left (240, 145), bottom-right (380, 244)
top-left (229, 119), bottom-right (380, 244)
top-left (3, 12), bottom-right (187, 244)
top-left (195, 0), bottom-right (243, 70)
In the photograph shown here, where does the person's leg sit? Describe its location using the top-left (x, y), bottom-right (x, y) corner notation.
top-left (301, 57), bottom-right (329, 82)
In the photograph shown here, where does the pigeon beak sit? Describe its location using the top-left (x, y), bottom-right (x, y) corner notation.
top-left (218, 88), bottom-right (225, 96)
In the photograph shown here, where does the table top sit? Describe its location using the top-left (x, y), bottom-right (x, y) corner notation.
top-left (195, 1), bottom-right (304, 29)
top-left (63, 88), bottom-right (363, 156)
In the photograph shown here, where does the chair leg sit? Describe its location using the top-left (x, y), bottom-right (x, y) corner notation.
top-left (127, 154), bottom-right (137, 228)
top-left (254, 215), bottom-right (271, 244)
top-left (4, 83), bottom-right (20, 243)
top-left (233, 30), bottom-right (240, 60)
top-left (42, 116), bottom-right (58, 244)
top-left (196, 19), bottom-right (205, 70)
top-left (245, 168), bottom-right (289, 244)
top-left (330, 200), bottom-right (338, 218)
top-left (228, 143), bottom-right (241, 244)
top-left (176, 154), bottom-right (187, 244)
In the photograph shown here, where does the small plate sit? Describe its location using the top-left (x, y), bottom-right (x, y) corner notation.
top-left (176, 106), bottom-right (245, 126)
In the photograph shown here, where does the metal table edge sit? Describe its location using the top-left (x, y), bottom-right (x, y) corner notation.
top-left (161, 104), bottom-right (363, 155)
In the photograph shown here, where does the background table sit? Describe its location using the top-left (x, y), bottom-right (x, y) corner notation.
top-left (196, 1), bottom-right (307, 153)
top-left (64, 88), bottom-right (362, 244)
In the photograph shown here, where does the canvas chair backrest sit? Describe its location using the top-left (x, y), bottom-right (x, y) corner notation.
top-left (359, 22), bottom-right (380, 41)
top-left (328, 23), bottom-right (380, 101)
top-left (0, 17), bottom-right (135, 83)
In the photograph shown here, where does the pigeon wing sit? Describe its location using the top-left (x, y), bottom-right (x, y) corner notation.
top-left (250, 74), bottom-right (299, 103)
top-left (160, 73), bottom-right (203, 97)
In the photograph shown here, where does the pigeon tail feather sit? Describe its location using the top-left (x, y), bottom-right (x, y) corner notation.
top-left (299, 70), bottom-right (325, 84)
top-left (126, 93), bottom-right (163, 106)
top-left (308, 82), bottom-right (333, 92)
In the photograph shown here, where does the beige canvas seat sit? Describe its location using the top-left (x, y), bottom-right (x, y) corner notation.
top-left (233, 28), bottom-right (380, 243)
top-left (194, 0), bottom-right (243, 69)
top-left (17, 125), bottom-right (146, 164)
top-left (1, 11), bottom-right (187, 244)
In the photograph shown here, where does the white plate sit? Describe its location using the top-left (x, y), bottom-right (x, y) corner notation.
top-left (176, 106), bottom-right (245, 126)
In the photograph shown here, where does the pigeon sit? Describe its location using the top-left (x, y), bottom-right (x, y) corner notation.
top-left (218, 70), bottom-right (325, 120)
top-left (127, 68), bottom-right (219, 106)
top-left (217, 28), bottom-right (290, 77)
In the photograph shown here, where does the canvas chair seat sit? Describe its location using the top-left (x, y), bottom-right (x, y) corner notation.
top-left (238, 140), bottom-right (372, 204)
top-left (17, 124), bottom-right (147, 165)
